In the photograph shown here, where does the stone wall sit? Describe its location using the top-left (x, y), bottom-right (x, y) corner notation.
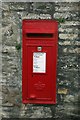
top-left (1, 1), bottom-right (80, 119)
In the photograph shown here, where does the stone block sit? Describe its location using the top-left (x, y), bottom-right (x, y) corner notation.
top-left (9, 2), bottom-right (28, 11)
top-left (64, 95), bottom-right (75, 103)
top-left (2, 85), bottom-right (9, 94)
top-left (54, 12), bottom-right (79, 20)
top-left (55, 6), bottom-right (80, 12)
top-left (2, 3), bottom-right (9, 11)
top-left (60, 21), bottom-right (80, 26)
top-left (24, 13), bottom-right (51, 19)
top-left (2, 46), bottom-right (17, 54)
top-left (58, 88), bottom-right (68, 95)
top-left (59, 34), bottom-right (78, 40)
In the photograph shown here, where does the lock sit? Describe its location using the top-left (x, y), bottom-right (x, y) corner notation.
top-left (37, 46), bottom-right (42, 51)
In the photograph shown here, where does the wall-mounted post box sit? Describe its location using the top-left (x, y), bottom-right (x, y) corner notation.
top-left (22, 20), bottom-right (58, 104)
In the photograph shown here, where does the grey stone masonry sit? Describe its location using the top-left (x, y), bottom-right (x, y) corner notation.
top-left (1, 1), bottom-right (80, 119)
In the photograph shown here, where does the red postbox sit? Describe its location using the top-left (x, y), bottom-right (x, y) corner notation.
top-left (22, 20), bottom-right (58, 104)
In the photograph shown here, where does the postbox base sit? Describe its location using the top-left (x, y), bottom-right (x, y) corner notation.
top-left (22, 100), bottom-right (56, 104)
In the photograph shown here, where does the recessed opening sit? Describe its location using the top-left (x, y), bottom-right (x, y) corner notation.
top-left (26, 33), bottom-right (53, 38)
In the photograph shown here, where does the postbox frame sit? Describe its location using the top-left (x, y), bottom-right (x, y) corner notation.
top-left (22, 20), bottom-right (58, 104)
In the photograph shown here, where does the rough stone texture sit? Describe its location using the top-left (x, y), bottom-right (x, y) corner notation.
top-left (1, 1), bottom-right (80, 119)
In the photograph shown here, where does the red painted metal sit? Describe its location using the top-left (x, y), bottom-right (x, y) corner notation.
top-left (22, 20), bottom-right (58, 104)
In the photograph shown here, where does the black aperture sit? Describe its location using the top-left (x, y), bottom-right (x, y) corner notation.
top-left (26, 33), bottom-right (53, 38)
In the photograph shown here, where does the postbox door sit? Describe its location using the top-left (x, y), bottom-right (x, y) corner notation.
top-left (27, 45), bottom-right (56, 102)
